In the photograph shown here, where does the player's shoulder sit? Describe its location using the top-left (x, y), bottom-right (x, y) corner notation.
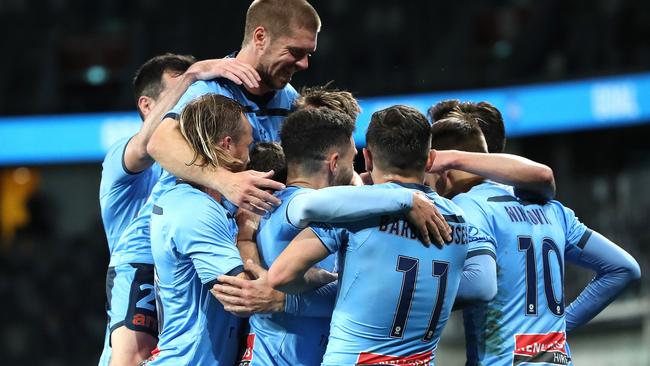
top-left (192, 78), bottom-right (235, 98)
top-left (158, 183), bottom-right (224, 220)
top-left (102, 136), bottom-right (130, 164)
top-left (454, 181), bottom-right (514, 206)
top-left (274, 83), bottom-right (300, 106)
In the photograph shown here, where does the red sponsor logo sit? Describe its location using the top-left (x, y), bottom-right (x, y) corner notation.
top-left (514, 332), bottom-right (567, 357)
top-left (356, 350), bottom-right (432, 365)
top-left (241, 334), bottom-right (255, 362)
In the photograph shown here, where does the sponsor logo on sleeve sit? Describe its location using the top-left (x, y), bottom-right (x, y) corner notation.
top-left (238, 334), bottom-right (255, 366)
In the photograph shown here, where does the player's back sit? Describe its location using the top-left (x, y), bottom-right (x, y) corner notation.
top-left (248, 185), bottom-right (334, 366)
top-left (318, 182), bottom-right (469, 366)
top-left (149, 183), bottom-right (242, 366)
top-left (455, 181), bottom-right (589, 366)
top-left (99, 137), bottom-right (163, 252)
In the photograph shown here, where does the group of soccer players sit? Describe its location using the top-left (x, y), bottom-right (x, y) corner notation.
top-left (98, 0), bottom-right (642, 365)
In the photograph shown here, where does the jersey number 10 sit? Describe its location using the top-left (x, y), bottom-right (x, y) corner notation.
top-left (390, 256), bottom-right (449, 342)
top-left (518, 236), bottom-right (565, 316)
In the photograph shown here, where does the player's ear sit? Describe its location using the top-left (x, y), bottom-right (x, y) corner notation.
top-left (425, 149), bottom-right (436, 173)
top-left (253, 26), bottom-right (268, 50)
top-left (137, 96), bottom-right (154, 118)
top-left (220, 136), bottom-right (233, 151)
top-left (328, 151), bottom-right (340, 175)
top-left (362, 148), bottom-right (373, 172)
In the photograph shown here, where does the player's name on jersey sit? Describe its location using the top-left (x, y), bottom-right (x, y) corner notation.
top-left (503, 205), bottom-right (551, 226)
top-left (379, 215), bottom-right (468, 245)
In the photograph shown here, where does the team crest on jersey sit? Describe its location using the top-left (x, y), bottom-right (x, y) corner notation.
top-left (513, 332), bottom-right (570, 365)
top-left (356, 350), bottom-right (432, 365)
top-left (238, 334), bottom-right (255, 366)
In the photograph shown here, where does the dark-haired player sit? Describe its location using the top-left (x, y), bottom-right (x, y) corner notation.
top-left (268, 105), bottom-right (477, 365)
top-left (431, 116), bottom-right (640, 366)
top-left (214, 107), bottom-right (451, 366)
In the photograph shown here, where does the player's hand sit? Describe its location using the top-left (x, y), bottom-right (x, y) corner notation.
top-left (186, 58), bottom-right (261, 89)
top-left (211, 260), bottom-right (285, 316)
top-left (406, 192), bottom-right (452, 248)
top-left (359, 172), bottom-right (374, 185)
top-left (427, 149), bottom-right (454, 173)
top-left (216, 170), bottom-right (285, 215)
top-left (304, 268), bottom-right (338, 287)
top-left (350, 171), bottom-right (364, 186)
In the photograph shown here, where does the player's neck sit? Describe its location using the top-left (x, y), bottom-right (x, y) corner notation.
top-left (449, 171), bottom-right (484, 195)
top-left (285, 175), bottom-right (329, 190)
top-left (371, 168), bottom-right (424, 185)
top-left (236, 47), bottom-right (273, 95)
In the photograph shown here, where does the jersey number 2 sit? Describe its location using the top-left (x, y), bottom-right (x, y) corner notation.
top-left (390, 256), bottom-right (449, 342)
top-left (518, 236), bottom-right (564, 316)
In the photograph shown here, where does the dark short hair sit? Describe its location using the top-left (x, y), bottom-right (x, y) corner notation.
top-left (430, 117), bottom-right (488, 153)
top-left (294, 84), bottom-right (361, 121)
top-left (429, 100), bottom-right (505, 153)
top-left (247, 142), bottom-right (287, 184)
top-left (366, 105), bottom-right (431, 174)
top-left (427, 99), bottom-right (460, 123)
top-left (243, 0), bottom-right (320, 46)
top-left (280, 107), bottom-right (355, 174)
top-left (133, 53), bottom-right (196, 104)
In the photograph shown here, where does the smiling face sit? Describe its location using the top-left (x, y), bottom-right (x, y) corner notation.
top-left (256, 26), bottom-right (318, 90)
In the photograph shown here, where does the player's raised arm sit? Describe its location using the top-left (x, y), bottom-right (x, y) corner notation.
top-left (126, 57), bottom-right (260, 173)
top-left (286, 186), bottom-right (451, 245)
top-left (565, 230), bottom-right (641, 332)
top-left (267, 228), bottom-right (334, 294)
top-left (429, 150), bottom-right (555, 200)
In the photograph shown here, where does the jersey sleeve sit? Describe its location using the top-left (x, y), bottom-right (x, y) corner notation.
top-left (308, 225), bottom-right (347, 255)
top-left (166, 80), bottom-right (229, 118)
top-left (564, 230), bottom-right (641, 332)
top-left (101, 137), bottom-right (142, 186)
top-left (556, 203), bottom-right (591, 252)
top-left (452, 194), bottom-right (497, 258)
top-left (172, 195), bottom-right (243, 285)
top-left (284, 281), bottom-right (337, 317)
top-left (285, 185), bottom-right (413, 229)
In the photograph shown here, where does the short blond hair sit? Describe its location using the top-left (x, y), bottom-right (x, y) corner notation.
top-left (242, 0), bottom-right (321, 46)
top-left (179, 94), bottom-right (247, 172)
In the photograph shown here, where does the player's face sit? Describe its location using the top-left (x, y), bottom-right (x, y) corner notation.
top-left (140, 70), bottom-right (184, 119)
top-left (332, 137), bottom-right (357, 186)
top-left (231, 115), bottom-right (254, 167)
top-left (257, 27), bottom-right (317, 90)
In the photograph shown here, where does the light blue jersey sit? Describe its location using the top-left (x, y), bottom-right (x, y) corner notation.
top-left (246, 184), bottom-right (420, 366)
top-left (167, 76), bottom-right (298, 143)
top-left (99, 137), bottom-right (162, 253)
top-left (98, 137), bottom-right (162, 366)
top-left (148, 182), bottom-right (243, 366)
top-left (247, 186), bottom-right (336, 366)
top-left (110, 170), bottom-right (176, 266)
top-left (313, 182), bottom-right (470, 366)
top-left (453, 181), bottom-right (590, 366)
top-left (113, 71), bottom-right (298, 265)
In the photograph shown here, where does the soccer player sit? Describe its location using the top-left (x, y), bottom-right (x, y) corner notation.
top-left (146, 93), bottom-right (254, 366)
top-left (147, 0), bottom-right (322, 213)
top-left (214, 107), bottom-right (453, 366)
top-left (430, 116), bottom-right (641, 366)
top-left (267, 105), bottom-right (477, 365)
top-left (99, 53), bottom-right (269, 365)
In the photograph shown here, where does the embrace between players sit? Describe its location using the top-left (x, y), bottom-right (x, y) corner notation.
top-left (97, 1), bottom-right (641, 365)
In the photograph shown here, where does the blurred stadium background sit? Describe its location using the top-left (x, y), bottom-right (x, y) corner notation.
top-left (0, 0), bottom-right (648, 365)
